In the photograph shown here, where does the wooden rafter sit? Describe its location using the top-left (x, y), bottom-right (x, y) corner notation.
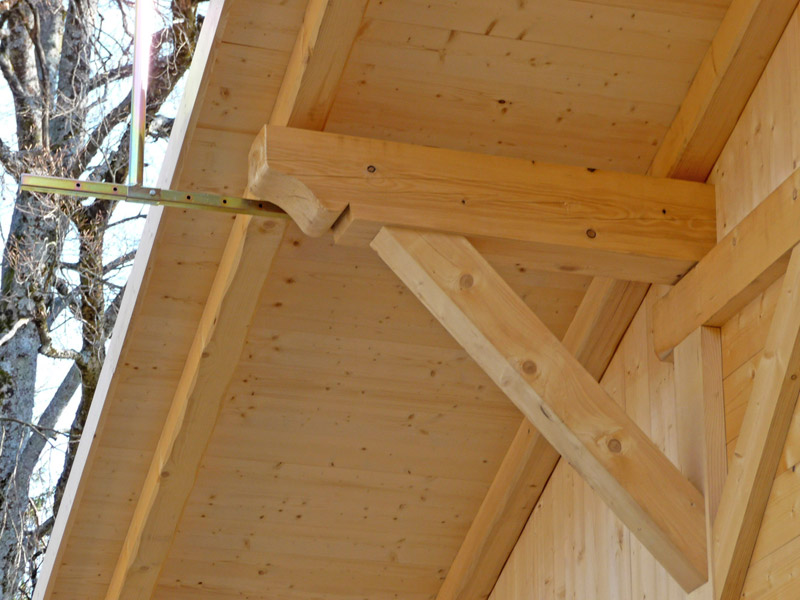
top-left (102, 1), bottom-right (358, 598)
top-left (710, 245), bottom-right (800, 600)
top-left (372, 227), bottom-right (708, 592)
top-left (32, 2), bottom-right (234, 597)
top-left (436, 278), bottom-right (647, 600)
top-left (103, 216), bottom-right (287, 600)
top-left (287, 0), bottom-right (370, 129)
top-left (648, 0), bottom-right (799, 181)
top-left (253, 125), bottom-right (716, 284)
top-left (652, 167), bottom-right (800, 358)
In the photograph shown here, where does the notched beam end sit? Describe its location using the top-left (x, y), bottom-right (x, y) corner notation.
top-left (247, 124), bottom-right (343, 237)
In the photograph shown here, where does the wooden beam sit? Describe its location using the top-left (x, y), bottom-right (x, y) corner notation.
top-left (652, 167), bottom-right (800, 358)
top-left (255, 125), bottom-right (716, 284)
top-left (441, 424), bottom-right (559, 600)
top-left (437, 278), bottom-right (647, 600)
top-left (103, 1), bottom-right (350, 599)
top-left (246, 0), bottom-right (368, 235)
top-left (648, 0), bottom-right (799, 180)
top-left (674, 326), bottom-right (727, 593)
top-left (287, 0), bottom-right (369, 129)
top-left (32, 2), bottom-right (233, 598)
top-left (103, 216), bottom-right (287, 600)
top-left (561, 279), bottom-right (650, 382)
top-left (711, 245), bottom-right (800, 600)
top-left (372, 227), bottom-right (708, 592)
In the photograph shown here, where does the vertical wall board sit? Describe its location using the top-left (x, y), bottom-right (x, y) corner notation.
top-left (713, 8), bottom-right (800, 598)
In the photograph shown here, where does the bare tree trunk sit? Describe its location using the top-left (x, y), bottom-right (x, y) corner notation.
top-left (0, 192), bottom-right (63, 595)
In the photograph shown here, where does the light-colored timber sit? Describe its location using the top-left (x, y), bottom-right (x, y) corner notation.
top-left (103, 217), bottom-right (287, 600)
top-left (259, 125), bottom-right (716, 283)
top-left (103, 1), bottom-right (337, 598)
top-left (652, 167), bottom-right (800, 358)
top-left (437, 278), bottom-right (648, 600)
top-left (649, 0), bottom-right (799, 181)
top-left (711, 245), bottom-right (800, 600)
top-left (372, 227), bottom-right (708, 591)
top-left (247, 127), bottom-right (338, 237)
top-left (674, 326), bottom-right (727, 593)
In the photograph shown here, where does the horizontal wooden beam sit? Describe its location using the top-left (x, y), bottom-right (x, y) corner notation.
top-left (372, 227), bottom-right (708, 592)
top-left (259, 125), bottom-right (716, 283)
top-left (653, 167), bottom-right (800, 358)
top-left (711, 245), bottom-right (800, 600)
top-left (649, 0), bottom-right (799, 180)
top-left (437, 278), bottom-right (647, 600)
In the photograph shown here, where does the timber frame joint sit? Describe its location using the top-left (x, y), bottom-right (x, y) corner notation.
top-left (246, 124), bottom-right (343, 237)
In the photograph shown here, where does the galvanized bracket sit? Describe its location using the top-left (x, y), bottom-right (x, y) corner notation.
top-left (19, 0), bottom-right (278, 219)
top-left (20, 174), bottom-right (282, 218)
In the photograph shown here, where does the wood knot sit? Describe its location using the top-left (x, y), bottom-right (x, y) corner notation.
top-left (522, 360), bottom-right (537, 375)
top-left (586, 228), bottom-right (597, 239)
top-left (459, 274), bottom-right (474, 289)
top-left (366, 165), bottom-right (377, 173)
top-left (607, 438), bottom-right (622, 454)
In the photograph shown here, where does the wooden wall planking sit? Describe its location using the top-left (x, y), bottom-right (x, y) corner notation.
top-left (489, 7), bottom-right (800, 599)
top-left (713, 8), bottom-right (800, 597)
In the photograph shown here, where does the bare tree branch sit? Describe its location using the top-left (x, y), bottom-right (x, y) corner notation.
top-left (0, 137), bottom-right (21, 176)
top-left (106, 212), bottom-right (146, 229)
top-left (0, 47), bottom-right (25, 104)
top-left (20, 1), bottom-right (49, 148)
top-left (102, 250), bottom-right (135, 275)
top-left (0, 318), bottom-right (30, 349)
top-left (86, 62), bottom-right (131, 91)
top-left (71, 91), bottom-right (130, 177)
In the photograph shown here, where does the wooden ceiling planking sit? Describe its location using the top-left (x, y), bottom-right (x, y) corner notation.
top-left (324, 0), bottom-right (732, 172)
top-left (373, 0), bottom-right (732, 26)
top-left (150, 225), bottom-right (584, 600)
top-left (223, 0), bottom-right (306, 50)
top-left (48, 213), bottom-right (238, 600)
top-left (326, 64), bottom-right (680, 173)
top-left (42, 0), bottom-right (738, 598)
top-left (366, 0), bottom-right (723, 58)
top-left (352, 20), bottom-right (700, 106)
top-left (195, 42), bottom-right (286, 134)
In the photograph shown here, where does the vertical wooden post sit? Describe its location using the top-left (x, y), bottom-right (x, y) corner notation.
top-left (674, 326), bottom-right (726, 593)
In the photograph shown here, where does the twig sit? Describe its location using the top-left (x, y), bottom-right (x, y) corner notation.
top-left (0, 317), bottom-right (31, 349)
